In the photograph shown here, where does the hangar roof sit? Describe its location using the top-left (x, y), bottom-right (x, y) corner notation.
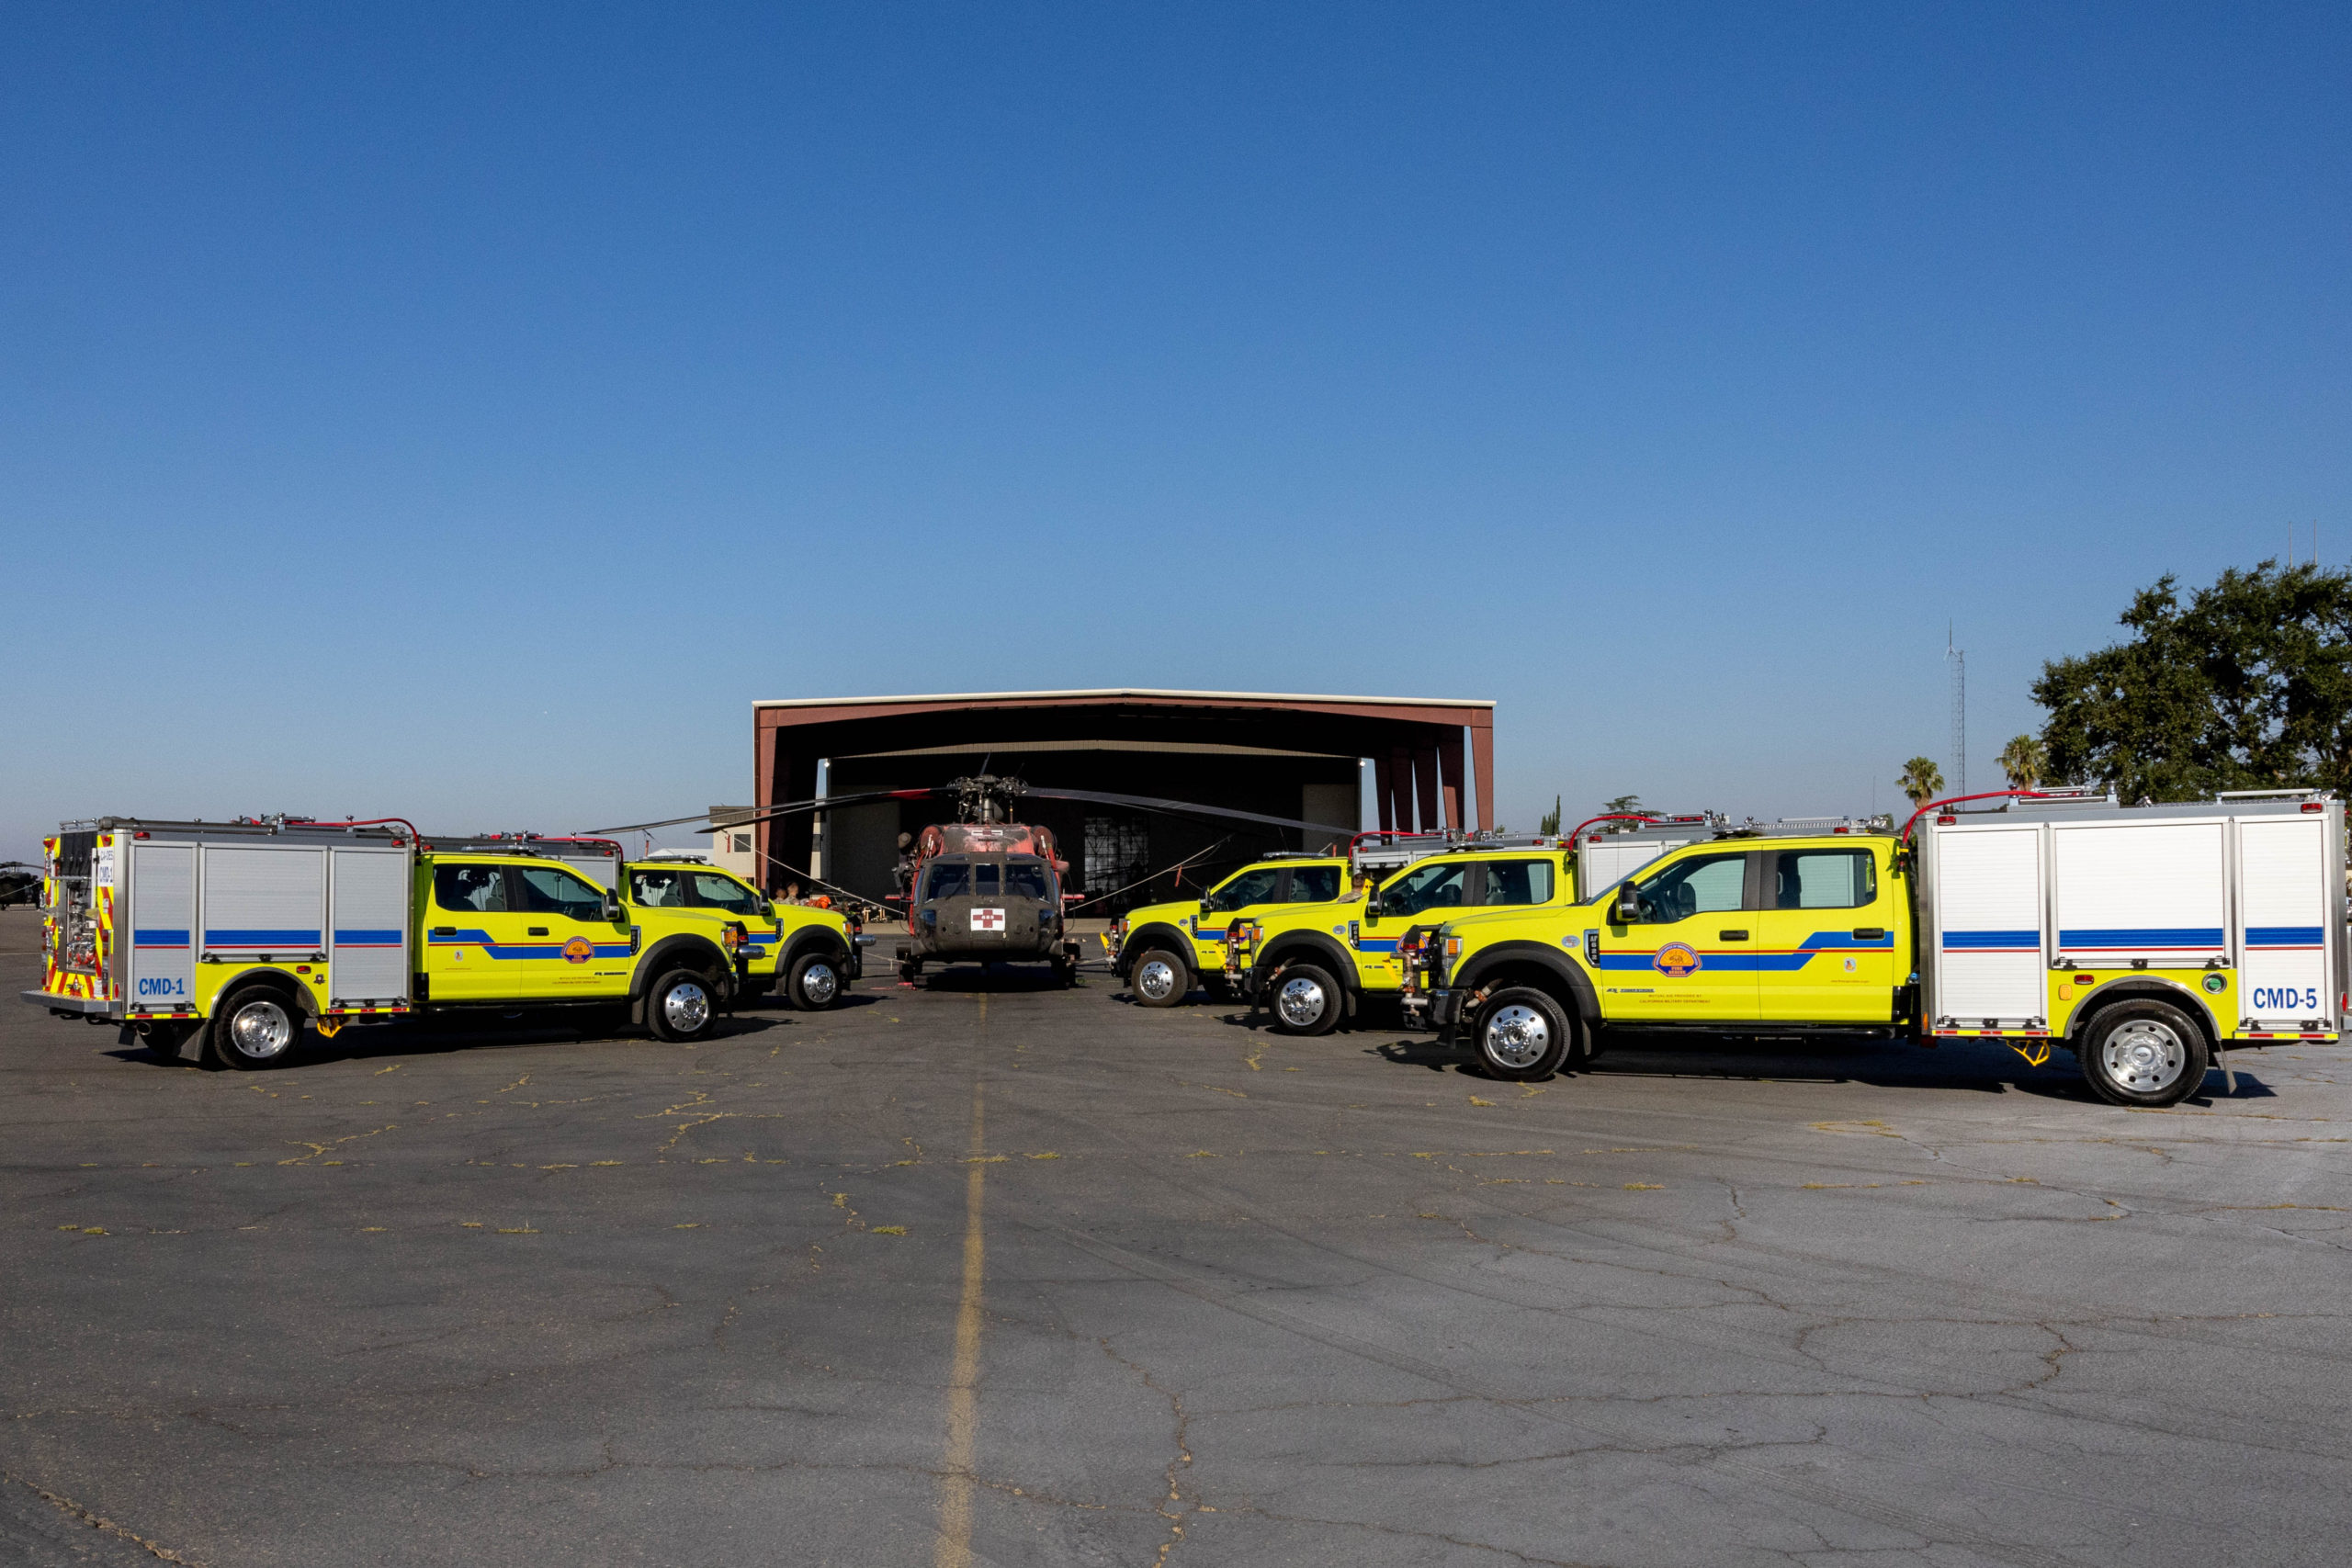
top-left (753, 688), bottom-right (1492, 711)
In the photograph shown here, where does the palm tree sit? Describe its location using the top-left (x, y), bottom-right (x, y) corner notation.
top-left (1898, 757), bottom-right (1945, 807)
top-left (1996, 734), bottom-right (2047, 791)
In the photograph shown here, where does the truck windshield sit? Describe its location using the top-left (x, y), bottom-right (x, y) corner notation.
top-left (516, 865), bottom-right (606, 921)
top-left (1205, 867), bottom-right (1280, 912)
top-left (1627, 853), bottom-right (1747, 922)
top-left (630, 869), bottom-right (686, 907)
top-left (1288, 865), bottom-right (1341, 902)
top-left (1773, 850), bottom-right (1875, 908)
top-left (1005, 860), bottom-right (1053, 899)
top-left (693, 873), bottom-right (763, 914)
top-left (927, 863), bottom-right (970, 901)
top-left (1482, 861), bottom-right (1554, 905)
top-left (1382, 861), bottom-right (1471, 916)
top-left (435, 864), bottom-right (509, 913)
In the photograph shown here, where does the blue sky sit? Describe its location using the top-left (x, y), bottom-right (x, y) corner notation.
top-left (4, 4), bottom-right (2345, 856)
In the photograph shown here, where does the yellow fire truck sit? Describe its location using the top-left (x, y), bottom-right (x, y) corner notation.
top-left (1407, 791), bottom-right (2346, 1108)
top-left (23, 816), bottom-right (856, 1068)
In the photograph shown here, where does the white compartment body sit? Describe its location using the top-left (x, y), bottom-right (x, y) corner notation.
top-left (127, 842), bottom-right (197, 1010)
top-left (2238, 816), bottom-right (2331, 1025)
top-left (1928, 825), bottom-right (2045, 1024)
top-left (1922, 800), bottom-right (2345, 1036)
top-left (199, 845), bottom-right (328, 958)
top-left (329, 848), bottom-right (412, 1006)
top-left (2052, 821), bottom-right (2227, 966)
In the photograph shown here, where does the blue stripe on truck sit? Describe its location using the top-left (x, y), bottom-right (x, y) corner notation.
top-left (1941, 930), bottom-right (2039, 950)
top-left (2060, 927), bottom-right (2224, 949)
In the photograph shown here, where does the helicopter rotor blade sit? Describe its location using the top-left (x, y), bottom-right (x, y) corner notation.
top-left (1021, 786), bottom-right (1355, 840)
top-left (585, 787), bottom-right (944, 837)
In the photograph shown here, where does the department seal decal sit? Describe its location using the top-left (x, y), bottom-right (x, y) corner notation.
top-left (1653, 942), bottom-right (1702, 977)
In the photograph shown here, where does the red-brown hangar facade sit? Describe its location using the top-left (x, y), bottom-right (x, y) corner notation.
top-left (752, 689), bottom-right (1496, 915)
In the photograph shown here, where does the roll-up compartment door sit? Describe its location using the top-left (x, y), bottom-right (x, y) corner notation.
top-left (2053, 822), bottom-right (2225, 966)
top-left (329, 848), bottom-right (412, 1006)
top-left (1930, 825), bottom-right (2045, 1023)
top-left (199, 846), bottom-right (326, 958)
top-left (128, 843), bottom-right (196, 1010)
top-left (2238, 817), bottom-right (2329, 1025)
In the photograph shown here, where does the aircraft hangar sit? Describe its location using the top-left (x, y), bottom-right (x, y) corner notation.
top-left (749, 689), bottom-right (1496, 915)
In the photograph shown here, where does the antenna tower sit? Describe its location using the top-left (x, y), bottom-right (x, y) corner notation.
top-left (1947, 624), bottom-right (1966, 797)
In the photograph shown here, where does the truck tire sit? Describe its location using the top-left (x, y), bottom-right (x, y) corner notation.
top-left (2079, 998), bottom-right (2209, 1108)
top-left (1268, 964), bottom-right (1340, 1036)
top-left (1130, 950), bottom-right (1188, 1008)
top-left (647, 968), bottom-right (719, 1043)
top-left (787, 951), bottom-right (843, 1010)
top-left (1470, 987), bottom-right (1571, 1081)
top-left (213, 987), bottom-right (301, 1070)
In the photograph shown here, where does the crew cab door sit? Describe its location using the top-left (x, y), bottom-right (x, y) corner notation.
top-left (421, 862), bottom-right (522, 1001)
top-left (512, 863), bottom-right (631, 996)
top-left (1192, 864), bottom-right (1287, 967)
top-left (1752, 845), bottom-right (1897, 1021)
top-left (1594, 850), bottom-right (1760, 1020)
top-left (1364, 858), bottom-right (1480, 986)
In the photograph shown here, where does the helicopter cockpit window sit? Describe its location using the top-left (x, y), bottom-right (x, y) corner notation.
top-left (1005, 860), bottom-right (1052, 899)
top-left (1204, 867), bottom-right (1281, 913)
top-left (925, 863), bottom-right (970, 901)
top-left (975, 863), bottom-right (1001, 897)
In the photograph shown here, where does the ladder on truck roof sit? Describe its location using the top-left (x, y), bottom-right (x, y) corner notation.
top-left (1351, 829), bottom-right (1579, 874)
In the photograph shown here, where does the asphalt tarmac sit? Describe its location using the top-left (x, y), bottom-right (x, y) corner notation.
top-left (3, 906), bottom-right (2348, 1568)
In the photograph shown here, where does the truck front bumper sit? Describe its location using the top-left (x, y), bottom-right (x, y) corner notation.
top-left (1422, 988), bottom-right (1464, 1036)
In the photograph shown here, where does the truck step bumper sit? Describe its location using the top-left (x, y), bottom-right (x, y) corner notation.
top-left (23, 990), bottom-right (115, 1017)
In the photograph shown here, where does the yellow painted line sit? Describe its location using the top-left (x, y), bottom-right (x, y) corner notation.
top-left (935, 992), bottom-right (988, 1568)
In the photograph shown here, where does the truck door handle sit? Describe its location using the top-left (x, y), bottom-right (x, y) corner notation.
top-left (1719, 929), bottom-right (1749, 941)
top-left (1852, 927), bottom-right (1886, 940)
top-left (431, 927), bottom-right (456, 937)
top-left (528, 927), bottom-right (549, 937)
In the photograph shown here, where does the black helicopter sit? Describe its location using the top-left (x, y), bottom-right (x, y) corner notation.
top-left (593, 774), bottom-right (1351, 987)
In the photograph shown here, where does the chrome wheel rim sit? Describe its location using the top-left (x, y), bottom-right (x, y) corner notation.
top-left (799, 963), bottom-right (838, 1006)
top-left (1275, 975), bottom-right (1327, 1029)
top-left (662, 980), bottom-right (711, 1033)
top-left (2103, 1019), bottom-right (2186, 1093)
top-left (1483, 1003), bottom-right (1550, 1070)
top-left (229, 999), bottom-right (293, 1059)
top-left (1136, 959), bottom-right (1178, 1002)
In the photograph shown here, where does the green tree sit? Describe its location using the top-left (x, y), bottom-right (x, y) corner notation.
top-left (1898, 757), bottom-right (1945, 807)
top-left (1538, 795), bottom-right (1562, 835)
top-left (1600, 793), bottom-right (1644, 832)
top-left (2033, 560), bottom-right (2352, 801)
top-left (1996, 733), bottom-right (2047, 791)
